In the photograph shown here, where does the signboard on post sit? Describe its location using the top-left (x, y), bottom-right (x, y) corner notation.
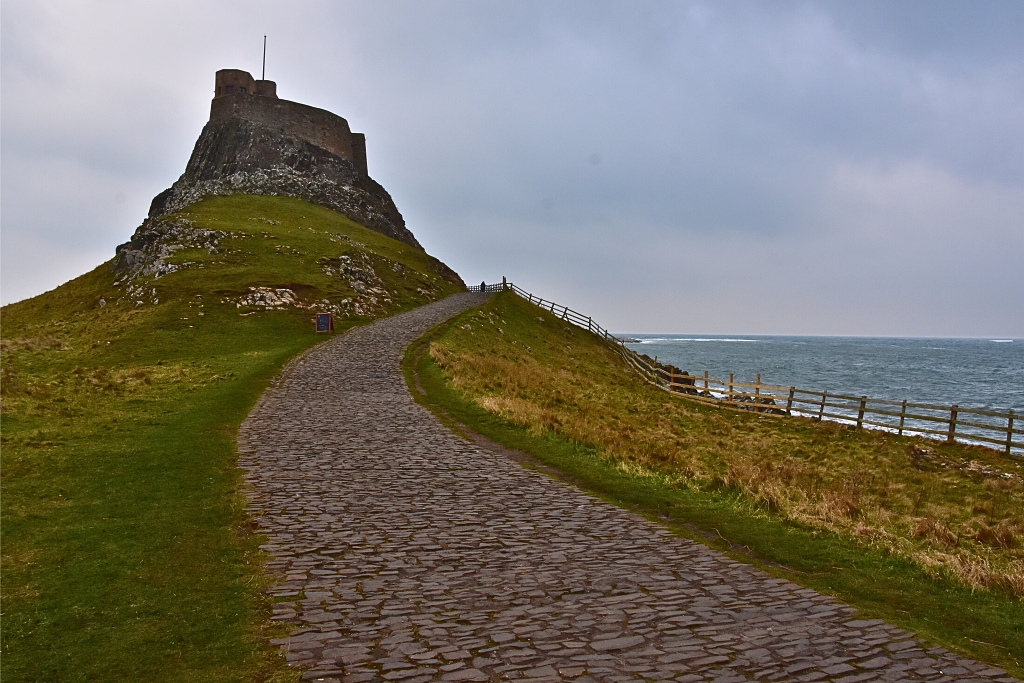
top-left (315, 312), bottom-right (334, 333)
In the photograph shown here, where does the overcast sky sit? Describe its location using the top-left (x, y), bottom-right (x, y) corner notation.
top-left (3, 1), bottom-right (1022, 335)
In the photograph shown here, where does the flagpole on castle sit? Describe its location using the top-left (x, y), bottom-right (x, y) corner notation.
top-left (262, 36), bottom-right (267, 80)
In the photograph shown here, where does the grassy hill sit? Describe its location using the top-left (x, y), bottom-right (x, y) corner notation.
top-left (0, 195), bottom-right (465, 682)
top-left (406, 290), bottom-right (1024, 676)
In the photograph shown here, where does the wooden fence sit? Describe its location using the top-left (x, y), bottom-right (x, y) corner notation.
top-left (475, 281), bottom-right (1022, 457)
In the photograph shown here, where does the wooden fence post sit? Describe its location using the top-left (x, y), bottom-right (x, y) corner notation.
top-left (1008, 410), bottom-right (1016, 457)
top-left (587, 316), bottom-right (592, 332)
top-left (729, 373), bottom-right (734, 403)
top-left (786, 387), bottom-right (795, 415)
top-left (704, 371), bottom-right (709, 394)
top-left (755, 374), bottom-right (761, 403)
top-left (947, 404), bottom-right (958, 443)
top-left (899, 400), bottom-right (907, 435)
top-left (818, 391), bottom-right (827, 421)
top-left (857, 396), bottom-right (867, 429)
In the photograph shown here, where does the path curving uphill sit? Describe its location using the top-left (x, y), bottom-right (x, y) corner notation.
top-left (239, 294), bottom-right (1017, 683)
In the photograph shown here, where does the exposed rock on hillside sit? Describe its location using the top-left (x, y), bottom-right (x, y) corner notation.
top-left (147, 118), bottom-right (420, 249)
top-left (111, 215), bottom-right (225, 280)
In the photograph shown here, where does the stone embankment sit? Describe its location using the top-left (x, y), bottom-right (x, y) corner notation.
top-left (238, 293), bottom-right (1018, 683)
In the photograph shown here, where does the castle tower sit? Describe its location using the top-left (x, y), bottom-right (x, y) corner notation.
top-left (144, 68), bottom-right (419, 249)
top-left (210, 69), bottom-right (366, 175)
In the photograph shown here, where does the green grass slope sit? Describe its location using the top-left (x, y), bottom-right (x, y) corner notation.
top-left (405, 290), bottom-right (1024, 677)
top-left (0, 195), bottom-right (465, 682)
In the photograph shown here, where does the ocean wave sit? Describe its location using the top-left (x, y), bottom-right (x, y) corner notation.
top-left (615, 336), bottom-right (1024, 413)
top-left (627, 337), bottom-right (761, 344)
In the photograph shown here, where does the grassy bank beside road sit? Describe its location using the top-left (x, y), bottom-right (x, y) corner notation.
top-left (2, 314), bottom-right (313, 682)
top-left (404, 290), bottom-right (1024, 677)
top-left (1, 195), bottom-right (463, 682)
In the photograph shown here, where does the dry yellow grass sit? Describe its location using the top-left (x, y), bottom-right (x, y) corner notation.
top-left (430, 293), bottom-right (1024, 597)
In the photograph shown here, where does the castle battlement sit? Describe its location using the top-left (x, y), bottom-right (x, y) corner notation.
top-left (210, 69), bottom-right (367, 175)
top-left (145, 68), bottom-right (418, 248)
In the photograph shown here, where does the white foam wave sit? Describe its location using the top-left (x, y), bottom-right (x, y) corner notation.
top-left (627, 337), bottom-right (760, 343)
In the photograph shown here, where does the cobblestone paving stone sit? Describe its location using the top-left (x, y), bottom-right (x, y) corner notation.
top-left (238, 293), bottom-right (1019, 683)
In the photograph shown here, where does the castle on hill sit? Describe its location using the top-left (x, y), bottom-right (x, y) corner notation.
top-left (211, 69), bottom-right (368, 175)
top-left (134, 68), bottom-right (421, 250)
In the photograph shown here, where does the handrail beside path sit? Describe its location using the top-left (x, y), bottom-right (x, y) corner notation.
top-left (475, 280), bottom-right (1021, 457)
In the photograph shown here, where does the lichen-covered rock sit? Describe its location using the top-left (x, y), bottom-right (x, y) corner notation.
top-left (234, 287), bottom-right (300, 309)
top-left (111, 216), bottom-right (225, 279)
top-left (146, 118), bottom-right (421, 250)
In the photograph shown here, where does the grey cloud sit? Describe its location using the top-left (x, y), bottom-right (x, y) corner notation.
top-left (2, 0), bottom-right (1021, 335)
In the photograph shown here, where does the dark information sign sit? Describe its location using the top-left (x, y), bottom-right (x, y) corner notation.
top-left (316, 312), bottom-right (334, 333)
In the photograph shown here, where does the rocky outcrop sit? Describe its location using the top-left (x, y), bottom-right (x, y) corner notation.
top-left (146, 117), bottom-right (421, 249)
top-left (111, 215), bottom-right (225, 280)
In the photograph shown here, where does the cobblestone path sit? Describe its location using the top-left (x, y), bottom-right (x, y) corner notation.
top-left (238, 294), bottom-right (1017, 683)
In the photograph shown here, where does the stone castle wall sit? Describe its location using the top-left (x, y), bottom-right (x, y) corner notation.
top-left (140, 68), bottom-right (422, 251)
top-left (210, 69), bottom-right (368, 175)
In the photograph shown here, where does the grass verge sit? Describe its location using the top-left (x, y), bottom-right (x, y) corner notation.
top-left (403, 291), bottom-right (1024, 677)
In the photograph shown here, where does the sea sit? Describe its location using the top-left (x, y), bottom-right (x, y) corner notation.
top-left (621, 335), bottom-right (1023, 449)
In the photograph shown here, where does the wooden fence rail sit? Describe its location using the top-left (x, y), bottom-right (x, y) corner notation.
top-left (474, 281), bottom-right (1022, 457)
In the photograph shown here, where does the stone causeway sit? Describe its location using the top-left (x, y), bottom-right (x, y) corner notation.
top-left (238, 293), bottom-right (1018, 683)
